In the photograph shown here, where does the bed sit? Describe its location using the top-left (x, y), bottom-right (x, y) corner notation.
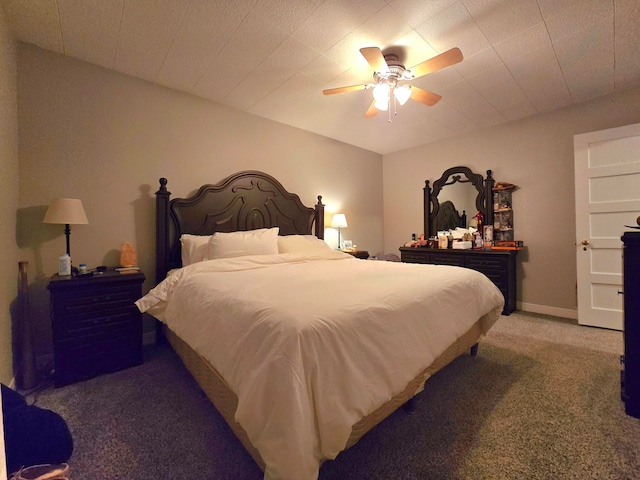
top-left (136, 170), bottom-right (504, 480)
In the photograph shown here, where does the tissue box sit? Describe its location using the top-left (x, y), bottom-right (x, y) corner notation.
top-left (452, 241), bottom-right (472, 250)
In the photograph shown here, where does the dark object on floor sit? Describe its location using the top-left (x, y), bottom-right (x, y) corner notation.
top-left (9, 462), bottom-right (69, 480)
top-left (1, 384), bottom-right (73, 475)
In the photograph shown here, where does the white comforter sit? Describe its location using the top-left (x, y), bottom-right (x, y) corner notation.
top-left (136, 250), bottom-right (504, 480)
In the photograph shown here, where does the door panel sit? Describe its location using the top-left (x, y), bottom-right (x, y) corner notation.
top-left (575, 122), bottom-right (640, 330)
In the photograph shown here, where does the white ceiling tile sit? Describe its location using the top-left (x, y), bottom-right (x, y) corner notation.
top-left (225, 50), bottom-right (303, 109)
top-left (158, 0), bottom-right (255, 89)
top-left (114, 0), bottom-right (190, 81)
top-left (438, 80), bottom-right (506, 126)
top-left (429, 101), bottom-right (478, 133)
top-left (504, 43), bottom-right (573, 112)
top-left (265, 71), bottom-right (323, 106)
top-left (415, 1), bottom-right (490, 56)
top-left (554, 18), bottom-right (614, 102)
top-left (191, 12), bottom-right (288, 101)
top-left (251, 0), bottom-right (318, 35)
top-left (302, 54), bottom-right (349, 85)
top-left (414, 65), bottom-right (465, 92)
top-left (614, 0), bottom-right (640, 90)
top-left (392, 30), bottom-right (440, 70)
top-left (322, 33), bottom-right (370, 68)
top-left (493, 22), bottom-right (551, 62)
top-left (388, 0), bottom-right (461, 28)
top-left (453, 47), bottom-right (503, 78)
top-left (463, 0), bottom-right (543, 45)
top-left (271, 36), bottom-right (321, 72)
top-left (291, 0), bottom-right (387, 52)
top-left (350, 5), bottom-right (413, 50)
top-left (57, 0), bottom-right (122, 69)
top-left (3, 0), bottom-right (63, 52)
top-left (466, 63), bottom-right (537, 120)
top-left (545, 0), bottom-right (612, 43)
top-left (536, 0), bottom-right (583, 20)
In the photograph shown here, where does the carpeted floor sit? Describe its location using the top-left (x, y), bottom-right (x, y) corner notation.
top-left (31, 312), bottom-right (640, 479)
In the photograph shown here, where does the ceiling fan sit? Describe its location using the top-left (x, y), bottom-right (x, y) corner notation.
top-left (323, 47), bottom-right (463, 119)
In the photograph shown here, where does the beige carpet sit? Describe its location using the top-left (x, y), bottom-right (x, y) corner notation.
top-left (31, 312), bottom-right (640, 479)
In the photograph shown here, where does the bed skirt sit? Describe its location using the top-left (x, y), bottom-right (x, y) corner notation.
top-left (163, 318), bottom-right (484, 471)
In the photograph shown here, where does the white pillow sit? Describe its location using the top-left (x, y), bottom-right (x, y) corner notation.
top-left (278, 235), bottom-right (331, 254)
top-left (208, 227), bottom-right (279, 259)
top-left (180, 234), bottom-right (212, 266)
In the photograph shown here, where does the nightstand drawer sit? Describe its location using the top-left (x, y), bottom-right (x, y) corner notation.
top-left (52, 284), bottom-right (140, 317)
top-left (53, 307), bottom-right (139, 340)
top-left (54, 333), bottom-right (142, 387)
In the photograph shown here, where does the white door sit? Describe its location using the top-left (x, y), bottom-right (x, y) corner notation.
top-left (574, 123), bottom-right (640, 330)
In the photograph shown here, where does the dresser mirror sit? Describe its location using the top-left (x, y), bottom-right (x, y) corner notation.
top-left (424, 166), bottom-right (494, 237)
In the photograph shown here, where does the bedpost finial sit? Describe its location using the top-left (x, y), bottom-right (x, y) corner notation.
top-left (159, 178), bottom-right (168, 191)
top-left (486, 170), bottom-right (493, 179)
top-left (317, 195), bottom-right (324, 206)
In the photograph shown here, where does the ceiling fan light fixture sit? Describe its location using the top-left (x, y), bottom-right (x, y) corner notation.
top-left (323, 46), bottom-right (463, 119)
top-left (374, 98), bottom-right (389, 111)
top-left (394, 85), bottom-right (411, 105)
top-left (372, 82), bottom-right (390, 101)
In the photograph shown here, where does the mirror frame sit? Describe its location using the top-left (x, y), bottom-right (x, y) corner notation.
top-left (423, 166), bottom-right (494, 238)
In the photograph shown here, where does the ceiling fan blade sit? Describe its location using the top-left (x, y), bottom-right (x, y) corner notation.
top-left (365, 100), bottom-right (379, 118)
top-left (410, 86), bottom-right (442, 107)
top-left (408, 47), bottom-right (463, 79)
top-left (359, 47), bottom-right (390, 73)
top-left (323, 84), bottom-right (367, 95)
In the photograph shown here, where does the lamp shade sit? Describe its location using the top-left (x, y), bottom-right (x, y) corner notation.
top-left (43, 198), bottom-right (88, 225)
top-left (331, 213), bottom-right (348, 228)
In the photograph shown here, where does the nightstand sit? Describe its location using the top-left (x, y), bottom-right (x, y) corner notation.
top-left (347, 250), bottom-right (369, 259)
top-left (47, 268), bottom-right (145, 387)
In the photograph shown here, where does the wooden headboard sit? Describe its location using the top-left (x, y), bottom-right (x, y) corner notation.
top-left (155, 170), bottom-right (325, 283)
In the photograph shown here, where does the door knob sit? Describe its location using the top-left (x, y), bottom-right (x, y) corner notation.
top-left (581, 240), bottom-right (590, 245)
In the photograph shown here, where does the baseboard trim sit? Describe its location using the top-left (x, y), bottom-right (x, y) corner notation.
top-left (517, 302), bottom-right (578, 320)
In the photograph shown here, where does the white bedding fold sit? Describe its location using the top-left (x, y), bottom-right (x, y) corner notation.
top-left (136, 251), bottom-right (504, 480)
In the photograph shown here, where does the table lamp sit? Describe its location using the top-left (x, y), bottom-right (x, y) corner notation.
top-left (331, 213), bottom-right (348, 250)
top-left (43, 198), bottom-right (89, 257)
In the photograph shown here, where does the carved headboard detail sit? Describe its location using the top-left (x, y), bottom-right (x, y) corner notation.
top-left (155, 170), bottom-right (324, 283)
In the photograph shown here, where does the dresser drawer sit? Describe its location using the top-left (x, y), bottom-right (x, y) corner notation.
top-left (430, 253), bottom-right (465, 267)
top-left (465, 256), bottom-right (507, 271)
top-left (401, 250), bottom-right (431, 264)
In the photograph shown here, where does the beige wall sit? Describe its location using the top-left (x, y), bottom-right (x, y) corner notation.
top-left (0, 6), bottom-right (18, 385)
top-left (383, 86), bottom-right (640, 318)
top-left (17, 44), bottom-right (383, 361)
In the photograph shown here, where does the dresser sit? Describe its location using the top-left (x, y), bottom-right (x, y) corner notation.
top-left (400, 247), bottom-right (517, 315)
top-left (47, 269), bottom-right (145, 387)
top-left (622, 232), bottom-right (640, 418)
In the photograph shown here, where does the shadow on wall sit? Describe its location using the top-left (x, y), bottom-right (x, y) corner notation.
top-left (15, 206), bottom-right (62, 373)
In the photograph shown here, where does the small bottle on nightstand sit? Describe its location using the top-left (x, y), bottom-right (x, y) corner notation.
top-left (58, 254), bottom-right (71, 276)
